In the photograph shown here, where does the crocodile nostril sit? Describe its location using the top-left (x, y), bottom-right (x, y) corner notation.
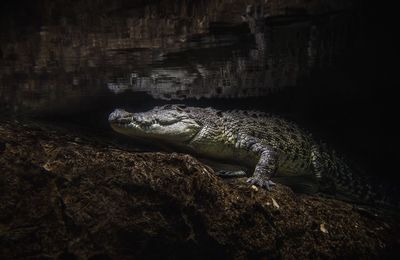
top-left (109, 109), bottom-right (130, 122)
top-left (108, 112), bottom-right (118, 122)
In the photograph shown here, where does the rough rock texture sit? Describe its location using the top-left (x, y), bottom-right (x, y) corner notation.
top-left (0, 120), bottom-right (399, 259)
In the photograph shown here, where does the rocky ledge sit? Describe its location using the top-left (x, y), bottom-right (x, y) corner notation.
top-left (0, 120), bottom-right (399, 259)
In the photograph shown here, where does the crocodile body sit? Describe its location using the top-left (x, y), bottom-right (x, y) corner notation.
top-left (109, 105), bottom-right (394, 206)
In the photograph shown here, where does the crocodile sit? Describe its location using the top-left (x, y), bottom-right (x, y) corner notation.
top-left (109, 104), bottom-right (396, 207)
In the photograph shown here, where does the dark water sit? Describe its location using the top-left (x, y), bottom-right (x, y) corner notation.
top-left (0, 0), bottom-right (396, 182)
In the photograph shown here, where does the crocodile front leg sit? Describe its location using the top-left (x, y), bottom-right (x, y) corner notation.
top-left (241, 137), bottom-right (278, 190)
top-left (247, 149), bottom-right (278, 190)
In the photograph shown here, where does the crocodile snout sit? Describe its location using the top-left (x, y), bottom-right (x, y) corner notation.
top-left (108, 109), bottom-right (132, 123)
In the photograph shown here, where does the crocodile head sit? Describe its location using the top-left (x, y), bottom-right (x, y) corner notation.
top-left (109, 105), bottom-right (202, 143)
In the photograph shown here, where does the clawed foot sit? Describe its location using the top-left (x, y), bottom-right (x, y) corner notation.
top-left (247, 176), bottom-right (276, 190)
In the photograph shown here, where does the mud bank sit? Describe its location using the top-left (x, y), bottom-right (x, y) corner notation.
top-left (0, 120), bottom-right (399, 259)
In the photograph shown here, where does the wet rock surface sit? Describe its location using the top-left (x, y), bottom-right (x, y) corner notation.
top-left (0, 120), bottom-right (399, 259)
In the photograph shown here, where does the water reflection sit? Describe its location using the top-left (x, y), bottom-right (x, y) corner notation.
top-left (0, 0), bottom-right (356, 114)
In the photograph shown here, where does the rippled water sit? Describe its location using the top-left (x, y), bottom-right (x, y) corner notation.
top-left (0, 0), bottom-right (358, 115)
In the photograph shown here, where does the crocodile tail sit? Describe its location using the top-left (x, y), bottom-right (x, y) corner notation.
top-left (311, 144), bottom-right (399, 209)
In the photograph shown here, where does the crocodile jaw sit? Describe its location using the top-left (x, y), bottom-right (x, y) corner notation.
top-left (109, 108), bottom-right (201, 143)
